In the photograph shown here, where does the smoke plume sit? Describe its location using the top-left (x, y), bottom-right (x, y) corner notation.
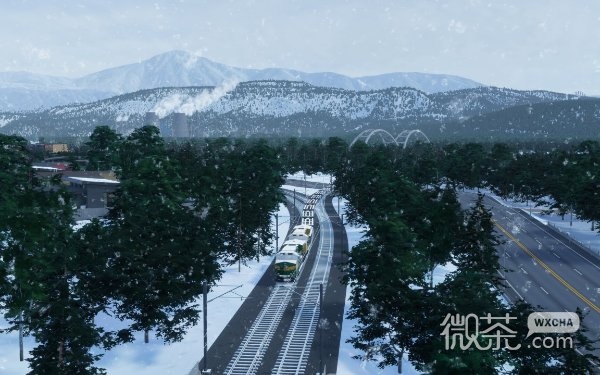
top-left (152, 80), bottom-right (238, 118)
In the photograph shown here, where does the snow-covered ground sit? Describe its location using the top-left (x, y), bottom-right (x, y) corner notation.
top-left (287, 171), bottom-right (334, 185)
top-left (0, 203), bottom-right (290, 375)
top-left (281, 184), bottom-right (321, 197)
top-left (283, 171), bottom-right (334, 198)
top-left (0, 322), bottom-right (31, 374)
top-left (483, 190), bottom-right (600, 257)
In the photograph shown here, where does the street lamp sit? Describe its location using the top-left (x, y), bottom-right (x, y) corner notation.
top-left (304, 173), bottom-right (307, 196)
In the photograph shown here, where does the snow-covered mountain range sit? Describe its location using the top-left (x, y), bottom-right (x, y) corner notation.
top-left (0, 51), bottom-right (482, 111)
top-left (2, 80), bottom-right (591, 140)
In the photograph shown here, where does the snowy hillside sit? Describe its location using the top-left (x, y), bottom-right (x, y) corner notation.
top-left (430, 86), bottom-right (579, 118)
top-left (0, 80), bottom-right (590, 140)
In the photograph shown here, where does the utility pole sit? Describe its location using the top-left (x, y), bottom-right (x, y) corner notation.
top-left (19, 311), bottom-right (23, 361)
top-left (200, 281), bottom-right (211, 374)
top-left (237, 226), bottom-right (241, 273)
top-left (397, 351), bottom-right (404, 374)
top-left (257, 229), bottom-right (261, 262)
top-left (275, 213), bottom-right (279, 251)
top-left (304, 172), bottom-right (307, 196)
top-left (570, 205), bottom-right (573, 227)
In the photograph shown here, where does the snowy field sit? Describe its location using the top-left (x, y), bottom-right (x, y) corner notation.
top-left (287, 171), bottom-right (334, 185)
top-left (0, 203), bottom-right (290, 375)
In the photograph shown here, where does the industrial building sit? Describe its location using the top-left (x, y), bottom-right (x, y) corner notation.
top-left (172, 112), bottom-right (189, 138)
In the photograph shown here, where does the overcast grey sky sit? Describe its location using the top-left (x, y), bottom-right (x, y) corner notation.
top-left (1, 0), bottom-right (599, 94)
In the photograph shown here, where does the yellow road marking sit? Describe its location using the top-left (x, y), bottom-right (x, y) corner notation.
top-left (493, 219), bottom-right (600, 314)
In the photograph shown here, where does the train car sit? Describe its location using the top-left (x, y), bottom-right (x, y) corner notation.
top-left (293, 224), bottom-right (312, 238)
top-left (289, 225), bottom-right (311, 244)
top-left (275, 190), bottom-right (320, 282)
top-left (274, 232), bottom-right (310, 281)
top-left (274, 243), bottom-right (303, 281)
top-left (283, 238), bottom-right (308, 256)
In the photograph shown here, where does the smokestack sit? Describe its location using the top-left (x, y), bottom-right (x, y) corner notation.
top-left (159, 121), bottom-right (172, 137)
top-left (172, 113), bottom-right (189, 138)
top-left (145, 112), bottom-right (160, 127)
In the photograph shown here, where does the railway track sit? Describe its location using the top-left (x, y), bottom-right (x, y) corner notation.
top-left (223, 284), bottom-right (294, 375)
top-left (272, 194), bottom-right (334, 375)
top-left (224, 190), bottom-right (330, 375)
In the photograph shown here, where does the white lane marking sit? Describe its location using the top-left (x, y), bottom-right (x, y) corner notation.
top-left (520, 267), bottom-right (528, 275)
top-left (502, 275), bottom-right (525, 300)
top-left (540, 287), bottom-right (550, 295)
top-left (552, 252), bottom-right (561, 259)
top-left (485, 195), bottom-right (600, 270)
top-left (503, 201), bottom-right (600, 271)
top-left (574, 268), bottom-right (583, 276)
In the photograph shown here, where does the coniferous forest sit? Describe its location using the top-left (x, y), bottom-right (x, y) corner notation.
top-left (1, 130), bottom-right (600, 374)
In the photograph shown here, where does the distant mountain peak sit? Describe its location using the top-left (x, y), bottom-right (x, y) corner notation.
top-left (0, 50), bottom-right (484, 110)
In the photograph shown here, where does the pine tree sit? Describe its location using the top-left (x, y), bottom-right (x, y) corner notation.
top-left (105, 125), bottom-right (222, 342)
top-left (1, 134), bottom-right (110, 374)
top-left (85, 125), bottom-right (122, 171)
top-left (454, 193), bottom-right (501, 279)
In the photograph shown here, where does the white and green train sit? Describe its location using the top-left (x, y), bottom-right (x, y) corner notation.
top-left (275, 191), bottom-right (321, 281)
top-left (274, 227), bottom-right (311, 281)
top-left (274, 239), bottom-right (307, 281)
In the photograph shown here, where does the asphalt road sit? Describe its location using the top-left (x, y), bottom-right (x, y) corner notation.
top-left (460, 192), bottom-right (600, 354)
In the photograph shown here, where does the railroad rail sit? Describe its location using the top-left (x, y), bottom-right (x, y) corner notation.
top-left (223, 189), bottom-right (324, 375)
top-left (223, 284), bottom-right (294, 375)
top-left (272, 193), bottom-right (333, 375)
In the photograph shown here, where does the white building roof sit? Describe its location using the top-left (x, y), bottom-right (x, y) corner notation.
top-left (67, 177), bottom-right (119, 184)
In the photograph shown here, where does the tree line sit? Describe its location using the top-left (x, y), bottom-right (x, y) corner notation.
top-left (0, 125), bottom-right (284, 374)
top-left (395, 140), bottom-right (600, 231)
top-left (275, 136), bottom-right (600, 231)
